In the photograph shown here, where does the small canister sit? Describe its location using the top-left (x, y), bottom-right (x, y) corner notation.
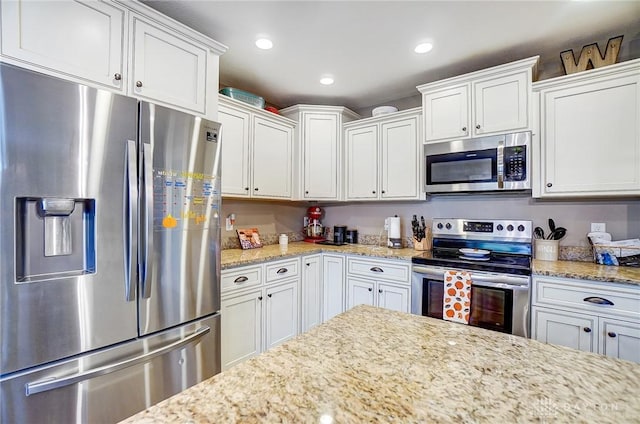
top-left (279, 233), bottom-right (288, 247)
top-left (345, 229), bottom-right (358, 244)
top-left (333, 225), bottom-right (347, 244)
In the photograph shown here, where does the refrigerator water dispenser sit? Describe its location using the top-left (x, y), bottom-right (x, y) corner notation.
top-left (15, 197), bottom-right (96, 282)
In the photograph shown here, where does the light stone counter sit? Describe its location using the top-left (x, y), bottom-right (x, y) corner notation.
top-left (533, 259), bottom-right (640, 286)
top-left (122, 305), bottom-right (640, 423)
top-left (221, 241), bottom-right (415, 269)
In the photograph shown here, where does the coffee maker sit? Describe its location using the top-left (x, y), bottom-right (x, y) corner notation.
top-left (303, 206), bottom-right (326, 243)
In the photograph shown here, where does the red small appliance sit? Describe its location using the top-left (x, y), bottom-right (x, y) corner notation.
top-left (303, 206), bottom-right (326, 243)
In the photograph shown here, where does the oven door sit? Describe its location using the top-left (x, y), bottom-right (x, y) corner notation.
top-left (411, 266), bottom-right (530, 337)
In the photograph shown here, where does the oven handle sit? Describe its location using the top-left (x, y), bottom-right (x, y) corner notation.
top-left (412, 265), bottom-right (529, 287)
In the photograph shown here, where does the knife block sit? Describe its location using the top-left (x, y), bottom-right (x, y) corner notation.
top-left (413, 228), bottom-right (432, 251)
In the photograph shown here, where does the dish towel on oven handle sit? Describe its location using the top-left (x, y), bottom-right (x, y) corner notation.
top-left (443, 270), bottom-right (472, 324)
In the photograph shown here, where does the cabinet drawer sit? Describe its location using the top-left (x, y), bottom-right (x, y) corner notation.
top-left (347, 257), bottom-right (410, 283)
top-left (533, 277), bottom-right (640, 321)
top-left (265, 259), bottom-right (300, 283)
top-left (221, 266), bottom-right (262, 293)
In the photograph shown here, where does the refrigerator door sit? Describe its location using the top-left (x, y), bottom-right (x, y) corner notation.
top-left (0, 64), bottom-right (139, 375)
top-left (0, 313), bottom-right (220, 423)
top-left (138, 102), bottom-right (221, 335)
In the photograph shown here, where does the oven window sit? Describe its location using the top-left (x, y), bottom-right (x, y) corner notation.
top-left (422, 280), bottom-right (444, 318)
top-left (427, 149), bottom-right (497, 185)
top-left (469, 286), bottom-right (513, 334)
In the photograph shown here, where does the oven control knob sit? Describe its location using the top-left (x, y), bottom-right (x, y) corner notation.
top-left (437, 223), bottom-right (443, 230)
top-left (507, 224), bottom-right (514, 232)
top-left (445, 223), bottom-right (452, 230)
top-left (518, 224), bottom-right (525, 232)
top-left (496, 224), bottom-right (504, 231)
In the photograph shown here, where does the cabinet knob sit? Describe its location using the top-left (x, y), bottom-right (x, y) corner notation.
top-left (372, 191), bottom-right (376, 194)
top-left (381, 190), bottom-right (385, 194)
top-left (583, 327), bottom-right (592, 333)
top-left (305, 191), bottom-right (309, 194)
top-left (475, 124), bottom-right (481, 130)
top-left (258, 296), bottom-right (263, 301)
top-left (136, 81), bottom-right (143, 88)
top-left (306, 263), bottom-right (310, 267)
top-left (267, 293), bottom-right (273, 298)
top-left (378, 289), bottom-right (383, 294)
top-left (368, 287), bottom-right (373, 292)
top-left (546, 183), bottom-right (553, 188)
top-left (114, 73), bottom-right (122, 81)
top-left (608, 332), bottom-right (617, 338)
top-left (254, 187), bottom-right (259, 191)
top-left (244, 187), bottom-right (249, 191)
top-left (462, 127), bottom-right (467, 132)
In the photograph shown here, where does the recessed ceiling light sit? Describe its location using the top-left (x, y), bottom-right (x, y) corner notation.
top-left (320, 76), bottom-right (334, 85)
top-left (255, 38), bottom-right (273, 50)
top-left (414, 42), bottom-right (433, 54)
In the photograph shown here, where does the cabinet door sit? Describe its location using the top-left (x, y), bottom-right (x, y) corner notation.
top-left (301, 255), bottom-right (322, 332)
top-left (532, 307), bottom-right (596, 353)
top-left (219, 105), bottom-right (251, 197)
top-left (381, 116), bottom-right (420, 199)
top-left (220, 290), bottom-right (263, 370)
top-left (322, 254), bottom-right (345, 322)
top-left (473, 72), bottom-right (528, 136)
top-left (346, 278), bottom-right (375, 310)
top-left (345, 124), bottom-right (378, 199)
top-left (422, 85), bottom-right (469, 142)
top-left (600, 318), bottom-right (640, 364)
top-left (377, 283), bottom-right (410, 313)
top-left (130, 17), bottom-right (207, 114)
top-left (303, 113), bottom-right (340, 199)
top-left (252, 116), bottom-right (293, 199)
top-left (264, 281), bottom-right (299, 350)
top-left (0, 0), bottom-right (125, 90)
top-left (540, 74), bottom-right (640, 196)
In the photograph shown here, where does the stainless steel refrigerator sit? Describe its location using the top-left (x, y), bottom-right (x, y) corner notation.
top-left (0, 63), bottom-right (222, 422)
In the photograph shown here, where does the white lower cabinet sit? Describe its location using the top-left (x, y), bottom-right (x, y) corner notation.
top-left (220, 289), bottom-right (262, 370)
top-left (264, 281), bottom-right (299, 350)
top-left (345, 257), bottom-right (411, 313)
top-left (322, 254), bottom-right (346, 321)
top-left (531, 275), bottom-right (640, 363)
top-left (221, 259), bottom-right (300, 370)
top-left (301, 254), bottom-right (322, 332)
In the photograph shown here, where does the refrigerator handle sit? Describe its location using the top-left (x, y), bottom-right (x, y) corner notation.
top-left (141, 142), bottom-right (153, 299)
top-left (124, 140), bottom-right (138, 302)
top-left (25, 326), bottom-right (210, 396)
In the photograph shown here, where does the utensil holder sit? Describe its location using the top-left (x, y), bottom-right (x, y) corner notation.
top-left (535, 239), bottom-right (559, 261)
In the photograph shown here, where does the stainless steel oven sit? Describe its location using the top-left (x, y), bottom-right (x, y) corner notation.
top-left (412, 265), bottom-right (530, 336)
top-left (411, 218), bottom-right (532, 337)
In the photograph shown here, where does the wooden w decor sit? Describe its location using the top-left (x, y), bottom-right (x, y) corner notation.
top-left (560, 36), bottom-right (623, 75)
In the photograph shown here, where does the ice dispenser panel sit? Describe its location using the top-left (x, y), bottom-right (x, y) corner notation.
top-left (15, 197), bottom-right (96, 282)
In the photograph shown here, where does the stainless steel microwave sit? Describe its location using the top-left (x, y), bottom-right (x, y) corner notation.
top-left (424, 131), bottom-right (531, 194)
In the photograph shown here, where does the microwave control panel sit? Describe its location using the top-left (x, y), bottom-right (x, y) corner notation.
top-left (503, 146), bottom-right (526, 181)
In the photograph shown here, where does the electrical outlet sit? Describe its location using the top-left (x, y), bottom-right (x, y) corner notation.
top-left (590, 222), bottom-right (606, 232)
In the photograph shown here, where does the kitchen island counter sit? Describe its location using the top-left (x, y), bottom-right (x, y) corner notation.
top-left (122, 305), bottom-right (640, 423)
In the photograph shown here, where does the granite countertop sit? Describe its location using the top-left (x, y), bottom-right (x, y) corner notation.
top-left (221, 241), bottom-right (416, 269)
top-left (222, 242), bottom-right (640, 286)
top-left (533, 259), bottom-right (640, 286)
top-left (122, 305), bottom-right (640, 423)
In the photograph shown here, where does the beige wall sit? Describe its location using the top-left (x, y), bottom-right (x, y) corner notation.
top-left (222, 196), bottom-right (640, 248)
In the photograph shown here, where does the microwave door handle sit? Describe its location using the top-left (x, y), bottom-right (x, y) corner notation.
top-left (497, 140), bottom-right (504, 189)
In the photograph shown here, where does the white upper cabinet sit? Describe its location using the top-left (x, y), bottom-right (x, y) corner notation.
top-left (0, 0), bottom-right (126, 90)
top-left (418, 56), bottom-right (538, 143)
top-left (219, 96), bottom-right (296, 199)
top-left (279, 105), bottom-right (360, 201)
top-left (0, 0), bottom-right (226, 118)
top-left (129, 15), bottom-right (207, 114)
top-left (533, 59), bottom-right (640, 198)
top-left (344, 108), bottom-right (422, 201)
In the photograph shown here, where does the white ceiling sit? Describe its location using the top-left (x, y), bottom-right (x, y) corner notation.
top-left (142, 1), bottom-right (640, 112)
